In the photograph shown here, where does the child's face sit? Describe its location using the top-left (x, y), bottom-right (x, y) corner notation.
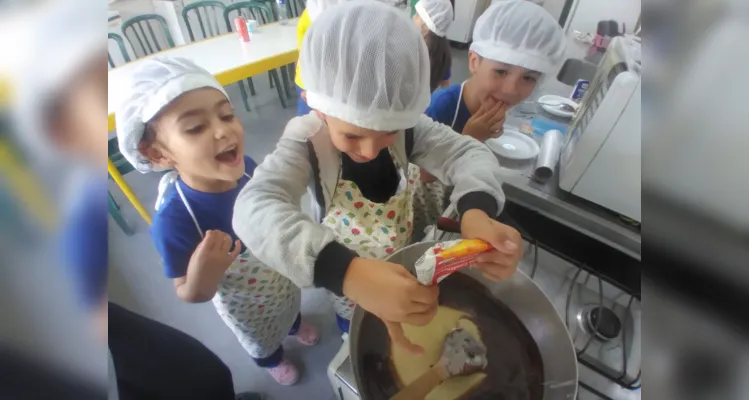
top-left (468, 51), bottom-right (541, 107)
top-left (143, 87), bottom-right (245, 182)
top-left (319, 113), bottom-right (399, 163)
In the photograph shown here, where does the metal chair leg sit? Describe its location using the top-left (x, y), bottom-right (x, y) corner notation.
top-left (108, 158), bottom-right (151, 225)
top-left (108, 191), bottom-right (134, 236)
top-left (269, 69), bottom-right (288, 109)
top-left (246, 78), bottom-right (256, 96)
top-left (268, 71), bottom-right (275, 88)
top-left (238, 81), bottom-right (251, 112)
top-left (280, 65), bottom-right (293, 98)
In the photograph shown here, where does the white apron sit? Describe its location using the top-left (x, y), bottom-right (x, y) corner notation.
top-left (172, 174), bottom-right (301, 359)
top-left (321, 149), bottom-right (418, 320)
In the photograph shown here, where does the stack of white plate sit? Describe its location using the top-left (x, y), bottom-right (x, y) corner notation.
top-left (486, 129), bottom-right (540, 161)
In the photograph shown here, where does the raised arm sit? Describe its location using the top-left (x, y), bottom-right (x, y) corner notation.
top-left (410, 115), bottom-right (506, 218)
top-left (232, 134), bottom-right (339, 289)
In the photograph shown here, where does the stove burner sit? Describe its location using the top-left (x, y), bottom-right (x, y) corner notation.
top-left (585, 306), bottom-right (621, 340)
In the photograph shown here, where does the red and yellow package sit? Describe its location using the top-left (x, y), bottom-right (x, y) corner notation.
top-left (414, 240), bottom-right (493, 285)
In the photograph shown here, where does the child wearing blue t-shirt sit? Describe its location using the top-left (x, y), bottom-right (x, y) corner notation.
top-left (115, 57), bottom-right (318, 386)
top-left (425, 0), bottom-right (565, 140)
top-left (413, 0), bottom-right (567, 237)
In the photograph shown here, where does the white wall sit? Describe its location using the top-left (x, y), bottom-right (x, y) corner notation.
top-left (539, 0), bottom-right (567, 23)
top-left (564, 0), bottom-right (640, 35)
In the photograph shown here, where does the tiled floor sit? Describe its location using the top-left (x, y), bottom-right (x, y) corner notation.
top-left (108, 50), bottom-right (471, 400)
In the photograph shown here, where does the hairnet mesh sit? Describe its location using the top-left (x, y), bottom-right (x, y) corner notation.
top-left (115, 57), bottom-right (228, 173)
top-left (471, 0), bottom-right (565, 74)
top-left (415, 0), bottom-right (454, 37)
top-left (300, 1), bottom-right (431, 131)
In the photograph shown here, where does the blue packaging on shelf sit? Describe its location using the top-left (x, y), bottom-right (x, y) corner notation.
top-left (570, 79), bottom-right (590, 103)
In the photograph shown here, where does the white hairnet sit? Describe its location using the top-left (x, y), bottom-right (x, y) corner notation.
top-left (300, 1), bottom-right (431, 131)
top-left (471, 0), bottom-right (565, 74)
top-left (8, 0), bottom-right (106, 163)
top-left (415, 0), bottom-right (454, 37)
top-left (115, 57), bottom-right (228, 173)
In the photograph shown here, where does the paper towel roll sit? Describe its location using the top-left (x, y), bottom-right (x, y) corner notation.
top-left (533, 129), bottom-right (563, 182)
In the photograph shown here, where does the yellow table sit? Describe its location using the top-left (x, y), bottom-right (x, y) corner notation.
top-left (108, 19), bottom-right (299, 225)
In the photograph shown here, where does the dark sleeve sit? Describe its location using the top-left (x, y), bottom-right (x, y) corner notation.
top-left (457, 191), bottom-right (500, 219)
top-left (425, 90), bottom-right (457, 126)
top-left (313, 241), bottom-right (357, 296)
top-left (149, 204), bottom-right (202, 279)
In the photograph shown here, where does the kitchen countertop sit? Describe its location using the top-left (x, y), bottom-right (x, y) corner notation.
top-left (497, 159), bottom-right (641, 261)
top-left (496, 34), bottom-right (641, 261)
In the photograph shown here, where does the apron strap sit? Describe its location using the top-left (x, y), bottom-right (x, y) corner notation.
top-left (174, 172), bottom-right (252, 238)
top-left (155, 171), bottom-right (179, 211)
top-left (306, 141), bottom-right (326, 223)
top-left (451, 81), bottom-right (466, 129)
top-left (175, 182), bottom-right (205, 238)
top-left (405, 127), bottom-right (415, 160)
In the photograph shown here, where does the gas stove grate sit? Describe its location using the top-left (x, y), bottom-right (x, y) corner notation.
top-left (501, 213), bottom-right (641, 396)
top-left (432, 212), bottom-right (641, 399)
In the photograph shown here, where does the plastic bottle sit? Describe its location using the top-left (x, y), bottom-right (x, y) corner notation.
top-left (275, 0), bottom-right (288, 25)
top-left (234, 16), bottom-right (250, 42)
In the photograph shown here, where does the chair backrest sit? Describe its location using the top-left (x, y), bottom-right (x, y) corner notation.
top-left (223, 1), bottom-right (274, 32)
top-left (108, 32), bottom-right (132, 68)
top-left (122, 14), bottom-right (175, 58)
top-left (287, 0), bottom-right (305, 18)
top-left (256, 0), bottom-right (297, 20)
top-left (182, 1), bottom-right (227, 42)
top-left (108, 137), bottom-right (135, 176)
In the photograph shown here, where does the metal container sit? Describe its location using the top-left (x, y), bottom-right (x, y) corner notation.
top-left (349, 241), bottom-right (578, 400)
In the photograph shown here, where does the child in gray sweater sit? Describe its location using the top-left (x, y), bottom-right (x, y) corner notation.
top-left (233, 1), bottom-right (524, 353)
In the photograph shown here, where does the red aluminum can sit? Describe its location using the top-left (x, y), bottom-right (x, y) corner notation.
top-left (234, 17), bottom-right (250, 42)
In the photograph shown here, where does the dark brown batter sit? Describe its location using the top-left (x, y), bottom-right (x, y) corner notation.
top-left (353, 273), bottom-right (544, 400)
top-left (436, 274), bottom-right (544, 400)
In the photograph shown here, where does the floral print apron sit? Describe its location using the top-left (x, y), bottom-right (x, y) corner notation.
top-left (175, 177), bottom-right (301, 359)
top-left (321, 150), bottom-right (418, 320)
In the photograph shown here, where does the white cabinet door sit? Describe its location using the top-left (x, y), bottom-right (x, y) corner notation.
top-left (445, 0), bottom-right (490, 44)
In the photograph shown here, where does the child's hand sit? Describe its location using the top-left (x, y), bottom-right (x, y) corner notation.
top-left (343, 257), bottom-right (439, 354)
top-left (460, 209), bottom-right (522, 281)
top-left (178, 230), bottom-right (241, 303)
top-left (192, 230), bottom-right (242, 273)
top-left (462, 99), bottom-right (506, 142)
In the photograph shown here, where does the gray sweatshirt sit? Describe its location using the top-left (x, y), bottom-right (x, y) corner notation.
top-left (233, 113), bottom-right (505, 294)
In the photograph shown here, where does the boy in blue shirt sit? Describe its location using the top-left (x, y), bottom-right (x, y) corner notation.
top-left (413, 0), bottom-right (567, 237)
top-left (425, 0), bottom-right (566, 141)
